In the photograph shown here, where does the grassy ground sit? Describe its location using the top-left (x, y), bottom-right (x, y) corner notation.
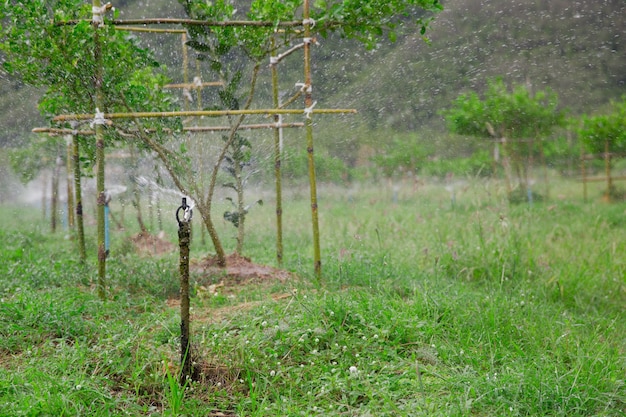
top-left (0, 178), bottom-right (625, 416)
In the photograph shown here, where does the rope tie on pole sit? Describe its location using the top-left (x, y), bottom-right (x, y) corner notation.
top-left (304, 101), bottom-right (317, 119)
top-left (92, 2), bottom-right (112, 25)
top-left (90, 108), bottom-right (108, 127)
top-left (183, 88), bottom-right (194, 103)
top-left (302, 18), bottom-right (316, 28)
top-left (295, 82), bottom-right (312, 93)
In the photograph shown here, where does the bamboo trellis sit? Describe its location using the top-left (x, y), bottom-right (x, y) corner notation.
top-left (579, 142), bottom-right (626, 202)
top-left (34, 0), bottom-right (356, 291)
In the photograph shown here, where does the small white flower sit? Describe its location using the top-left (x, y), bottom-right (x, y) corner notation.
top-left (349, 366), bottom-right (358, 374)
top-left (270, 370), bottom-right (276, 377)
top-left (261, 321), bottom-right (267, 327)
top-left (250, 358), bottom-right (255, 363)
top-left (373, 334), bottom-right (379, 339)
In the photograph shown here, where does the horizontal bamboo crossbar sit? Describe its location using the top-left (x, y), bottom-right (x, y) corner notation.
top-left (579, 175), bottom-right (626, 183)
top-left (52, 108), bottom-right (357, 122)
top-left (57, 18), bottom-right (306, 28)
top-left (33, 122), bottom-right (306, 136)
top-left (115, 26), bottom-right (186, 34)
top-left (164, 81), bottom-right (223, 89)
top-left (581, 153), bottom-right (626, 160)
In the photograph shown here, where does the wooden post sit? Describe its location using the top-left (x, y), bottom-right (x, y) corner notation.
top-left (177, 198), bottom-right (193, 385)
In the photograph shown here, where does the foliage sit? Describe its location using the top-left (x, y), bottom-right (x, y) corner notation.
top-left (443, 77), bottom-right (565, 140)
top-left (8, 136), bottom-right (65, 184)
top-left (421, 150), bottom-right (494, 178)
top-left (371, 133), bottom-right (434, 177)
top-left (222, 133), bottom-right (263, 245)
top-left (0, 1), bottom-right (180, 150)
top-left (442, 77), bottom-right (566, 195)
top-left (578, 96), bottom-right (626, 155)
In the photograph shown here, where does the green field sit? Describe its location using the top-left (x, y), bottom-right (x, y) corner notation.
top-left (0, 178), bottom-right (625, 416)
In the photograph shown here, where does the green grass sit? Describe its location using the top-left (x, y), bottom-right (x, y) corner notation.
top-left (0, 178), bottom-right (625, 416)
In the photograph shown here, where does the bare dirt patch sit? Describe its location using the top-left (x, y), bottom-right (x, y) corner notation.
top-left (129, 231), bottom-right (175, 256)
top-left (191, 253), bottom-right (292, 285)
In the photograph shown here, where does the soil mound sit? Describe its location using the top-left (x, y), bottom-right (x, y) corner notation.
top-left (129, 231), bottom-right (175, 256)
top-left (192, 253), bottom-right (292, 284)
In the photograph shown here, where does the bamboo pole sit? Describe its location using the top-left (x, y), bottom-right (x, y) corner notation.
top-left (52, 108), bottom-right (356, 122)
top-left (34, 123), bottom-right (304, 136)
top-left (581, 145), bottom-right (588, 202)
top-left (164, 81), bottom-right (223, 89)
top-left (115, 26), bottom-right (186, 34)
top-left (182, 32), bottom-right (190, 112)
top-left (51, 156), bottom-right (60, 233)
top-left (303, 0), bottom-right (322, 282)
top-left (72, 135), bottom-right (86, 262)
top-left (65, 138), bottom-right (75, 228)
top-left (93, 0), bottom-right (107, 300)
top-left (58, 18), bottom-right (306, 28)
top-left (270, 38), bottom-right (284, 266)
top-left (605, 139), bottom-right (612, 201)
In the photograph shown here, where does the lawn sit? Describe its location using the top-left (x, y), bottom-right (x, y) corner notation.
top-left (0, 178), bottom-right (624, 416)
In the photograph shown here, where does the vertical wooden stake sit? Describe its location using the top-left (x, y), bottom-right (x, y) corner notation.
top-left (177, 199), bottom-right (193, 385)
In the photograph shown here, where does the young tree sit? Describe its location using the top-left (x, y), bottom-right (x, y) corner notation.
top-left (578, 96), bottom-right (626, 200)
top-left (1, 1), bottom-right (179, 297)
top-left (443, 78), bottom-right (565, 199)
top-left (162, 0), bottom-right (443, 268)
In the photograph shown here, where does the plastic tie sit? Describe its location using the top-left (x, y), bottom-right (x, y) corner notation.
top-left (304, 101), bottom-right (317, 119)
top-left (91, 108), bottom-right (107, 127)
